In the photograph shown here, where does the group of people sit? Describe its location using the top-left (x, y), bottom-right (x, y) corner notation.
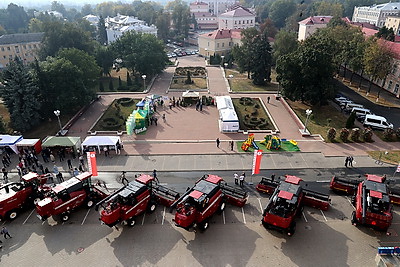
top-left (345, 156), bottom-right (354, 168)
top-left (233, 172), bottom-right (246, 187)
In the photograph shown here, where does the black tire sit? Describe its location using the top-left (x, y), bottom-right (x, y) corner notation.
top-left (199, 220), bottom-right (209, 232)
top-left (128, 218), bottom-right (136, 227)
top-left (351, 211), bottom-right (358, 226)
top-left (7, 209), bottom-right (18, 220)
top-left (147, 201), bottom-right (157, 213)
top-left (287, 221), bottom-right (296, 236)
top-left (61, 213), bottom-right (70, 222)
top-left (86, 199), bottom-right (95, 208)
top-left (217, 201), bottom-right (226, 214)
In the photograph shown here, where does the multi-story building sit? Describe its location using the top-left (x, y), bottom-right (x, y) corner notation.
top-left (378, 40), bottom-right (400, 98)
top-left (0, 32), bottom-right (43, 69)
top-left (190, 1), bottom-right (218, 30)
top-left (298, 16), bottom-right (333, 41)
top-left (190, 1), bottom-right (209, 13)
top-left (200, 0), bottom-right (238, 16)
top-left (198, 29), bottom-right (242, 57)
top-left (218, 6), bottom-right (255, 30)
top-left (352, 2), bottom-right (400, 27)
top-left (385, 15), bottom-right (400, 35)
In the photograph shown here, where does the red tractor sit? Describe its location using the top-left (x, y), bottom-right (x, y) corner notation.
top-left (0, 172), bottom-right (50, 221)
top-left (258, 175), bottom-right (330, 236)
top-left (330, 174), bottom-right (400, 231)
top-left (36, 172), bottom-right (109, 222)
top-left (172, 174), bottom-right (248, 232)
top-left (95, 174), bottom-right (180, 227)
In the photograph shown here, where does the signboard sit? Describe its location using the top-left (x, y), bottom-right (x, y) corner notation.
top-left (87, 151), bottom-right (98, 177)
top-left (252, 150), bottom-right (263, 175)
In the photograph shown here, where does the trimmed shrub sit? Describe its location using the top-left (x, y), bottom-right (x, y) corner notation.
top-left (383, 128), bottom-right (395, 141)
top-left (363, 128), bottom-right (374, 142)
top-left (350, 128), bottom-right (361, 142)
top-left (239, 97), bottom-right (254, 106)
top-left (327, 128), bottom-right (336, 141)
top-left (340, 128), bottom-right (350, 142)
top-left (396, 128), bottom-right (400, 139)
top-left (346, 112), bottom-right (357, 129)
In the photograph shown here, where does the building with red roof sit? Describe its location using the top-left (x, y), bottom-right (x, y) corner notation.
top-left (198, 29), bottom-right (242, 57)
top-left (218, 6), bottom-right (255, 30)
top-left (298, 16), bottom-right (333, 41)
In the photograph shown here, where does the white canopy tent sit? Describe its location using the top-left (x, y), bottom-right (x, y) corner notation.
top-left (215, 96), bottom-right (239, 132)
top-left (0, 135), bottom-right (23, 154)
top-left (182, 90), bottom-right (200, 98)
top-left (82, 136), bottom-right (121, 153)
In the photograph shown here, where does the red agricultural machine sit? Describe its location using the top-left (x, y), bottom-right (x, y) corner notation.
top-left (95, 174), bottom-right (180, 227)
top-left (257, 175), bottom-right (330, 236)
top-left (36, 172), bottom-right (109, 222)
top-left (171, 174), bottom-right (248, 232)
top-left (0, 172), bottom-right (50, 221)
top-left (330, 174), bottom-right (400, 231)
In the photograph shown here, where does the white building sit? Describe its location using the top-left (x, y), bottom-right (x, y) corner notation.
top-left (84, 14), bottom-right (158, 44)
top-left (352, 2), bottom-right (400, 27)
top-left (218, 6), bottom-right (255, 30)
top-left (197, 0), bottom-right (238, 16)
top-left (298, 16), bottom-right (333, 41)
top-left (190, 1), bottom-right (218, 30)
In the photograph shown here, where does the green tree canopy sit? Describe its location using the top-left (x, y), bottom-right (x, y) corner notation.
top-left (272, 30), bottom-right (298, 64)
top-left (269, 0), bottom-right (296, 28)
top-left (376, 26), bottom-right (395, 42)
top-left (95, 45), bottom-right (115, 76)
top-left (97, 15), bottom-right (107, 45)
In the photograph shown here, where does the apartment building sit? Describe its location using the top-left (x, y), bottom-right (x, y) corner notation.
top-left (218, 6), bottom-right (255, 30)
top-left (198, 29), bottom-right (242, 57)
top-left (352, 2), bottom-right (400, 27)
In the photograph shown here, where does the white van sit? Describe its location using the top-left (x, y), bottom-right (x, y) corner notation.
top-left (345, 103), bottom-right (364, 112)
top-left (351, 107), bottom-right (372, 120)
top-left (363, 114), bottom-right (393, 130)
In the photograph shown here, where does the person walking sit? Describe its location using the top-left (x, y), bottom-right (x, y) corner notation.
top-left (230, 141), bottom-right (234, 151)
top-left (267, 96), bottom-right (270, 103)
top-left (1, 226), bottom-right (11, 239)
top-left (349, 156), bottom-right (354, 167)
top-left (153, 169), bottom-right (159, 183)
top-left (73, 168), bottom-right (79, 177)
top-left (271, 173), bottom-right (276, 182)
top-left (162, 114), bottom-right (166, 122)
top-left (154, 117), bottom-right (158, 126)
top-left (50, 153), bottom-right (55, 163)
top-left (103, 146), bottom-right (109, 157)
top-left (234, 172), bottom-right (239, 185)
top-left (239, 174), bottom-right (245, 187)
top-left (79, 155), bottom-right (84, 166)
top-left (67, 159), bottom-right (73, 170)
top-left (216, 138), bottom-right (220, 148)
top-left (2, 167), bottom-right (8, 183)
top-left (345, 156), bottom-right (349, 168)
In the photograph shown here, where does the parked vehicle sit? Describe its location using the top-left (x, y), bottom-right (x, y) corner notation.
top-left (36, 172), bottom-right (109, 222)
top-left (257, 175), bottom-right (330, 236)
top-left (351, 107), bottom-right (373, 121)
top-left (172, 174), bottom-right (248, 232)
top-left (344, 103), bottom-right (364, 113)
top-left (96, 174), bottom-right (180, 227)
top-left (330, 174), bottom-right (400, 231)
top-left (0, 172), bottom-right (50, 221)
top-left (363, 114), bottom-right (393, 130)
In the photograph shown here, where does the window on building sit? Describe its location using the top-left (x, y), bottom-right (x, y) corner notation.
top-left (7, 47), bottom-right (10, 50)
top-left (393, 65), bottom-right (398, 74)
top-left (217, 43), bottom-right (219, 48)
top-left (235, 21), bottom-right (237, 24)
top-left (208, 42), bottom-right (209, 47)
top-left (238, 20), bottom-right (241, 24)
top-left (33, 44), bottom-right (37, 48)
top-left (247, 20), bottom-right (249, 24)
top-left (3, 55), bottom-right (5, 59)
top-left (388, 80), bottom-right (393, 90)
top-left (23, 45), bottom-right (26, 49)
top-left (222, 43), bottom-right (224, 47)
top-left (395, 84), bottom-right (399, 94)
top-left (251, 20), bottom-right (253, 23)
top-left (28, 45), bottom-right (32, 49)
top-left (1, 47), bottom-right (4, 51)
top-left (15, 46), bottom-right (19, 53)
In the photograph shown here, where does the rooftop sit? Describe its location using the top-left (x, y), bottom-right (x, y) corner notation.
top-left (220, 6), bottom-right (255, 17)
top-left (0, 33), bottom-right (44, 45)
top-left (298, 16), bottom-right (333, 25)
top-left (200, 29), bottom-right (242, 39)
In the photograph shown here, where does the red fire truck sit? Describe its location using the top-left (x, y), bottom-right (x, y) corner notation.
top-left (96, 174), bottom-right (180, 227)
top-left (0, 172), bottom-right (50, 221)
top-left (330, 174), bottom-right (399, 231)
top-left (258, 175), bottom-right (330, 236)
top-left (36, 172), bottom-right (109, 222)
top-left (172, 174), bottom-right (248, 232)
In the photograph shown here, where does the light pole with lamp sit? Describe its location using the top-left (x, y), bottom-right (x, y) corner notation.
top-left (303, 109), bottom-right (312, 134)
top-left (224, 62), bottom-right (228, 69)
top-left (54, 110), bottom-right (64, 136)
top-left (220, 55), bottom-right (224, 67)
top-left (142, 74), bottom-right (147, 91)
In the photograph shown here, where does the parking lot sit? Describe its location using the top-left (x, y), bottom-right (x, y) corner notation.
top-left (2, 179), bottom-right (399, 266)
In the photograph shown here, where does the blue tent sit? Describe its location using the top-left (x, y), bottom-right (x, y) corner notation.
top-left (0, 135), bottom-right (23, 153)
top-left (136, 100), bottom-right (146, 108)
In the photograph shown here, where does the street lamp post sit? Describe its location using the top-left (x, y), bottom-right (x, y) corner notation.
top-left (142, 74), bottom-right (147, 91)
top-left (221, 55), bottom-right (224, 67)
top-left (54, 110), bottom-right (63, 135)
top-left (304, 109), bottom-right (313, 134)
top-left (224, 63), bottom-right (228, 69)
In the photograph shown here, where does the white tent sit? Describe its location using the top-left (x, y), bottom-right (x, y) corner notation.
top-left (215, 96), bottom-right (239, 133)
top-left (82, 136), bottom-right (121, 153)
top-left (182, 90), bottom-right (200, 98)
top-left (0, 135), bottom-right (23, 154)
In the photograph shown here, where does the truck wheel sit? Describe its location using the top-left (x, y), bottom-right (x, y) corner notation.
top-left (217, 202), bottom-right (226, 214)
top-left (7, 210), bottom-right (18, 220)
top-left (351, 211), bottom-right (357, 226)
top-left (33, 197), bottom-right (41, 205)
top-left (86, 200), bottom-right (94, 208)
top-left (199, 220), bottom-right (209, 232)
top-left (147, 202), bottom-right (157, 213)
top-left (61, 213), bottom-right (70, 222)
top-left (287, 222), bottom-right (296, 236)
top-left (128, 218), bottom-right (136, 227)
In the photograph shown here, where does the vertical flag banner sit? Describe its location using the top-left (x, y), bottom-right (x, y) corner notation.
top-left (252, 150), bottom-right (263, 175)
top-left (87, 151), bottom-right (98, 176)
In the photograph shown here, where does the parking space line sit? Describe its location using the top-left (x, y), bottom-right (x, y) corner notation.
top-left (285, 154), bottom-right (293, 168)
top-left (270, 155), bottom-right (276, 168)
top-left (257, 198), bottom-right (263, 213)
top-left (320, 210), bottom-right (328, 221)
top-left (2, 221), bottom-right (6, 225)
top-left (300, 153), bottom-right (309, 168)
top-left (142, 214), bottom-right (146, 225)
top-left (41, 221), bottom-right (45, 225)
top-left (222, 210), bottom-right (226, 224)
top-left (302, 212), bottom-right (308, 223)
top-left (81, 209), bottom-right (91, 225)
top-left (346, 196), bottom-right (356, 210)
top-left (162, 207), bottom-right (166, 225)
top-left (23, 209), bottom-right (35, 225)
top-left (241, 207), bottom-right (246, 224)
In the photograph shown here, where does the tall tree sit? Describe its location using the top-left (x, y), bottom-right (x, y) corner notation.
top-left (376, 26), bottom-right (395, 42)
top-left (97, 16), bottom-right (108, 45)
top-left (260, 18), bottom-right (277, 38)
top-left (232, 28), bottom-right (259, 78)
top-left (250, 31), bottom-right (273, 85)
top-left (313, 2), bottom-right (344, 17)
top-left (81, 4), bottom-right (93, 16)
top-left (1, 58), bottom-right (41, 132)
top-left (272, 30), bottom-right (298, 64)
top-left (269, 0), bottom-right (296, 28)
top-left (5, 3), bottom-right (29, 33)
top-left (95, 45), bottom-right (115, 76)
top-left (155, 10), bottom-right (170, 41)
top-left (51, 1), bottom-right (67, 17)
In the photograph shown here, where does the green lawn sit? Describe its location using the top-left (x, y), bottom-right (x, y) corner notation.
top-left (92, 98), bottom-right (140, 131)
top-left (229, 78), bottom-right (278, 92)
top-left (170, 77), bottom-right (207, 90)
top-left (232, 98), bottom-right (274, 131)
top-left (367, 150), bottom-right (400, 164)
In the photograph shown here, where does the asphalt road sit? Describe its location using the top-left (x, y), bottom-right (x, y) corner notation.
top-left (1, 169), bottom-right (399, 266)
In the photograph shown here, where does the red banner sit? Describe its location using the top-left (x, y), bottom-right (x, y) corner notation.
top-left (252, 150), bottom-right (263, 175)
top-left (87, 152), bottom-right (98, 176)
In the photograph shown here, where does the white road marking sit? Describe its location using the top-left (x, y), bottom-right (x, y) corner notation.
top-left (241, 207), bottom-right (246, 224)
top-left (159, 183), bottom-right (168, 186)
top-left (302, 212), bottom-right (308, 223)
top-left (23, 209), bottom-right (35, 225)
top-left (316, 180), bottom-right (331, 183)
top-left (81, 209), bottom-right (91, 225)
top-left (42, 221), bottom-right (45, 225)
top-left (346, 196), bottom-right (356, 210)
top-left (222, 210), bottom-right (226, 224)
top-left (142, 213), bottom-right (146, 225)
top-left (320, 210), bottom-right (328, 221)
top-left (300, 153), bottom-right (309, 168)
top-left (257, 198), bottom-right (263, 213)
top-left (162, 207), bottom-right (166, 225)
